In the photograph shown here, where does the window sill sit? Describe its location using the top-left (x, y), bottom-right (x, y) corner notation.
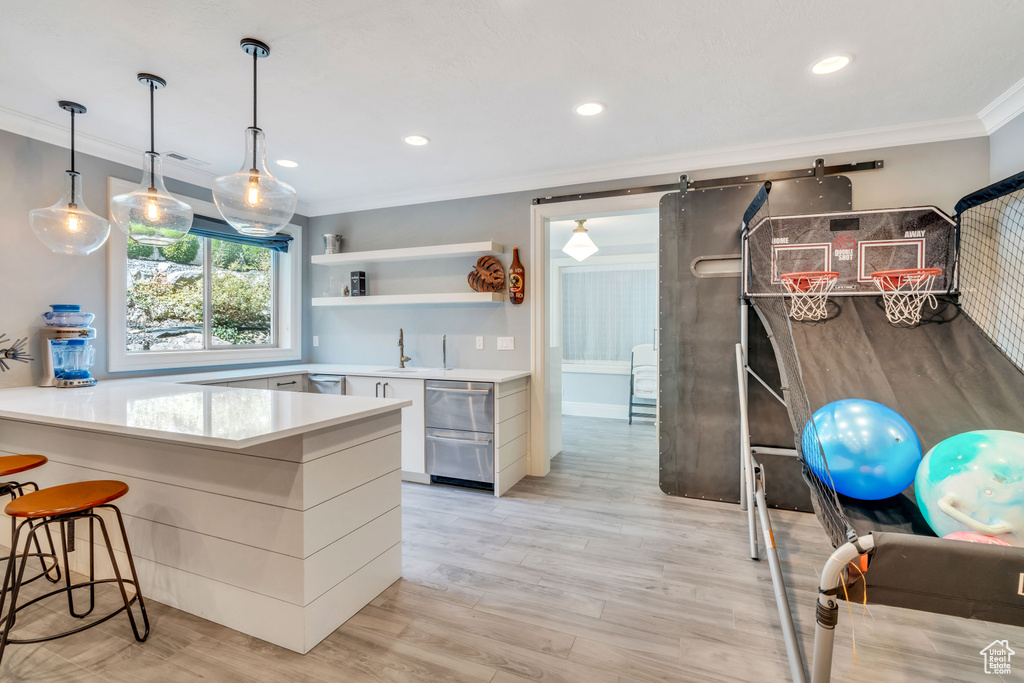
top-left (109, 346), bottom-right (301, 373)
top-left (561, 363), bottom-right (631, 376)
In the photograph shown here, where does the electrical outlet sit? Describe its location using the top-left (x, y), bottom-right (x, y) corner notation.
top-left (476, 336), bottom-right (484, 350)
top-left (313, 336), bottom-right (319, 347)
top-left (497, 336), bottom-right (514, 350)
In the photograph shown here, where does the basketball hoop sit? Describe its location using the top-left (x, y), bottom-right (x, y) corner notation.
top-left (779, 271), bottom-right (839, 321)
top-left (871, 268), bottom-right (941, 325)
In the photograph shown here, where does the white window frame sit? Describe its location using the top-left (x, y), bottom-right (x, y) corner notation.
top-left (106, 176), bottom-right (302, 372)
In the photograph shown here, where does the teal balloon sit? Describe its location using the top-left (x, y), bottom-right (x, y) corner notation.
top-left (915, 430), bottom-right (1024, 547)
top-left (802, 399), bottom-right (922, 500)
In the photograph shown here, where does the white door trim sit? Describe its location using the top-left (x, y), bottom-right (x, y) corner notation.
top-left (528, 192), bottom-right (670, 477)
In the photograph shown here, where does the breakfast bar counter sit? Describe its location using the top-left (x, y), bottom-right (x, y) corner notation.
top-left (0, 380), bottom-right (410, 654)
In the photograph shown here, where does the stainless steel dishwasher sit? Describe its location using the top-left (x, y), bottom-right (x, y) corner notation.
top-left (424, 380), bottom-right (494, 490)
top-left (306, 374), bottom-right (346, 395)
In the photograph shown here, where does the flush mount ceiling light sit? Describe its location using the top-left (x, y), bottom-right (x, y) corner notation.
top-left (110, 74), bottom-right (194, 247)
top-left (404, 135), bottom-right (430, 146)
top-left (29, 101), bottom-right (111, 256)
top-left (811, 55), bottom-right (852, 75)
top-left (574, 102), bottom-right (605, 116)
top-left (212, 38), bottom-right (298, 237)
top-left (275, 159), bottom-right (298, 168)
top-left (562, 219), bottom-right (598, 262)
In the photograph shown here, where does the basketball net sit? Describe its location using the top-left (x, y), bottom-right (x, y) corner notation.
top-left (780, 271), bottom-right (839, 321)
top-left (871, 268), bottom-right (941, 325)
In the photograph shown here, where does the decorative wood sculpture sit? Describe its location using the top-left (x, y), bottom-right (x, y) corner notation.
top-left (468, 255), bottom-right (506, 292)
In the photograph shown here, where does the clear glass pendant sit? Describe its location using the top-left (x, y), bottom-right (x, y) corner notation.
top-left (212, 127), bottom-right (297, 237)
top-left (30, 170), bottom-right (111, 256)
top-left (111, 152), bottom-right (194, 246)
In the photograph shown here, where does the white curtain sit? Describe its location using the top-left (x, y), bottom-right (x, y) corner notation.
top-left (561, 263), bottom-right (656, 364)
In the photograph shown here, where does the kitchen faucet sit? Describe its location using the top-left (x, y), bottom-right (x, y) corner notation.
top-left (442, 335), bottom-right (447, 370)
top-left (398, 328), bottom-right (411, 368)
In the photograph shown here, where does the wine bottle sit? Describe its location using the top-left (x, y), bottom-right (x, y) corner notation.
top-left (509, 248), bottom-right (525, 305)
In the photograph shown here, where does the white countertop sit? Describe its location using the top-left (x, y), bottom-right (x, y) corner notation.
top-left (155, 364), bottom-right (531, 385)
top-left (0, 364), bottom-right (528, 449)
top-left (0, 380), bottom-right (410, 449)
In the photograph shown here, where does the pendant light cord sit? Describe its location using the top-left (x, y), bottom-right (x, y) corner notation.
top-left (69, 109), bottom-right (76, 173)
top-left (252, 50), bottom-right (259, 171)
top-left (149, 80), bottom-right (156, 190)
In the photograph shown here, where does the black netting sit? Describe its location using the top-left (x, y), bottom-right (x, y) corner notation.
top-left (742, 185), bottom-right (854, 548)
top-left (956, 175), bottom-right (1024, 375)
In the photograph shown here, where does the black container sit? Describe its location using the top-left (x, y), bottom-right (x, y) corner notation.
top-left (350, 271), bottom-right (367, 296)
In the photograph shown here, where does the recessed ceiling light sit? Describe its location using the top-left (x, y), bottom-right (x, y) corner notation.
top-left (275, 159), bottom-right (298, 168)
top-left (575, 102), bottom-right (605, 116)
top-left (811, 55), bottom-right (851, 75)
top-left (404, 135), bottom-right (430, 146)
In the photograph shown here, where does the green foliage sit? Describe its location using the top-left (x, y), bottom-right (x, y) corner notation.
top-left (129, 223), bottom-right (156, 236)
top-left (212, 272), bottom-right (271, 329)
top-left (212, 240), bottom-right (271, 272)
top-left (127, 273), bottom-right (202, 325)
top-left (158, 235), bottom-right (200, 264)
top-left (126, 240), bottom-right (154, 259)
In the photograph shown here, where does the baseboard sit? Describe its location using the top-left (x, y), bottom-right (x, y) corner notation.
top-left (561, 401), bottom-right (631, 420)
top-left (401, 471), bottom-right (431, 484)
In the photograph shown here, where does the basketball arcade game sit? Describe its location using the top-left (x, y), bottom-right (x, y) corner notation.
top-left (737, 178), bottom-right (1024, 682)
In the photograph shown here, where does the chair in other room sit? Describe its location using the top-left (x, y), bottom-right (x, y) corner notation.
top-left (628, 343), bottom-right (657, 424)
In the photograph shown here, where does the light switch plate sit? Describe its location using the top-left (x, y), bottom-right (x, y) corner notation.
top-left (476, 336), bottom-right (484, 350)
top-left (313, 336), bottom-right (319, 347)
top-left (497, 336), bottom-right (514, 350)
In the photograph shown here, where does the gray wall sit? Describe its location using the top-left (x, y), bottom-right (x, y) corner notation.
top-left (990, 112), bottom-right (1024, 182)
top-left (561, 371), bottom-right (630, 416)
top-left (0, 128), bottom-right (309, 389)
top-left (309, 136), bottom-right (991, 372)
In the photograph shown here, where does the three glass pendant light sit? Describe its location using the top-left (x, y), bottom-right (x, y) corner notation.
top-left (31, 37), bottom-right (297, 255)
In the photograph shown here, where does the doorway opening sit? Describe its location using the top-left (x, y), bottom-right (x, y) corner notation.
top-left (547, 208), bottom-right (659, 477)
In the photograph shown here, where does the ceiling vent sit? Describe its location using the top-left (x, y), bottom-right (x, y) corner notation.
top-left (164, 152), bottom-right (210, 167)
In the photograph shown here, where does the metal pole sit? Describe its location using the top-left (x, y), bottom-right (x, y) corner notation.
top-left (735, 344), bottom-right (758, 561)
top-left (810, 537), bottom-right (874, 683)
top-left (754, 466), bottom-right (807, 683)
top-left (739, 300), bottom-right (749, 512)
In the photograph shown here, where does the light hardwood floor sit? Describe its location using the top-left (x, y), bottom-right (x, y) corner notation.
top-left (1, 415), bottom-right (1021, 682)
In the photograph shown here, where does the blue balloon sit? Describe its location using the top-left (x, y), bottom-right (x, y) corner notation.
top-left (801, 399), bottom-right (922, 500)
top-left (915, 430), bottom-right (1024, 547)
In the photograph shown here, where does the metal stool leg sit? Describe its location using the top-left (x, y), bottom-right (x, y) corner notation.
top-left (96, 506), bottom-right (149, 642)
top-left (0, 519), bottom-right (34, 665)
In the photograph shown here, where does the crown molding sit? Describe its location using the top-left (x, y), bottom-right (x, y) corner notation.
top-left (0, 105), bottom-right (311, 217)
top-left (305, 114), bottom-right (986, 216)
top-left (979, 75), bottom-right (1024, 134)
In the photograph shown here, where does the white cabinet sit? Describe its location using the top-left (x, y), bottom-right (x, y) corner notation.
top-left (269, 374), bottom-right (305, 392)
top-left (347, 376), bottom-right (425, 477)
top-left (227, 377), bottom-right (269, 390)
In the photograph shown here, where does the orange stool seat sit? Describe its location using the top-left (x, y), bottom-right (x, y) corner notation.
top-left (5, 480), bottom-right (128, 518)
top-left (0, 455), bottom-right (47, 479)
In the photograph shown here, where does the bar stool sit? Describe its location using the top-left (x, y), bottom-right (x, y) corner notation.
top-left (0, 480), bottom-right (149, 663)
top-left (0, 455), bottom-right (60, 587)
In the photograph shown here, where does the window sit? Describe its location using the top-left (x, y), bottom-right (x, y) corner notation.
top-left (561, 262), bottom-right (657, 368)
top-left (107, 177), bottom-right (301, 372)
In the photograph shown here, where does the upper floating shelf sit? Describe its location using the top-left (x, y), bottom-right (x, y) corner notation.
top-left (311, 241), bottom-right (505, 266)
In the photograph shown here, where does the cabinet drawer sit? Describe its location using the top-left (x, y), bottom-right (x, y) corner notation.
top-left (226, 377), bottom-right (269, 390)
top-left (271, 374), bottom-right (305, 392)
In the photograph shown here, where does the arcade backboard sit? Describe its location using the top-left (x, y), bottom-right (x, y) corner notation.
top-left (743, 206), bottom-right (957, 297)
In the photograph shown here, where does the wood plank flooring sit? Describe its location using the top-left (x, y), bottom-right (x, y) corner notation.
top-left (2, 415), bottom-right (1022, 681)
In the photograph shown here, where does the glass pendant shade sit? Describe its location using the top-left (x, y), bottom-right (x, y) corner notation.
top-left (213, 127), bottom-right (297, 237)
top-left (111, 152), bottom-right (194, 246)
top-left (562, 220), bottom-right (598, 262)
top-left (30, 171), bottom-right (111, 256)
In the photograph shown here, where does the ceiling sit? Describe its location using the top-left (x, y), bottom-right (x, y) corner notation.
top-left (3, 1), bottom-right (1024, 216)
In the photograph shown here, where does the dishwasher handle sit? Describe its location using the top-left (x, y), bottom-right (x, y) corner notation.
top-left (425, 386), bottom-right (492, 394)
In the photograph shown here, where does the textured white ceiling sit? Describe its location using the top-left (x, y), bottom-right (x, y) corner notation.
top-left (3, 1), bottom-right (1024, 215)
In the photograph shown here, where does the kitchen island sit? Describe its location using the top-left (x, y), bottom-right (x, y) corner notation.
top-left (0, 380), bottom-right (410, 654)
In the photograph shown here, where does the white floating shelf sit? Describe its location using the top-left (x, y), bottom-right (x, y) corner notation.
top-left (312, 241), bottom-right (504, 266)
top-left (312, 292), bottom-right (504, 307)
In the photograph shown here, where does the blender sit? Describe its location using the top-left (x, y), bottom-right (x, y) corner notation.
top-left (39, 304), bottom-right (98, 388)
